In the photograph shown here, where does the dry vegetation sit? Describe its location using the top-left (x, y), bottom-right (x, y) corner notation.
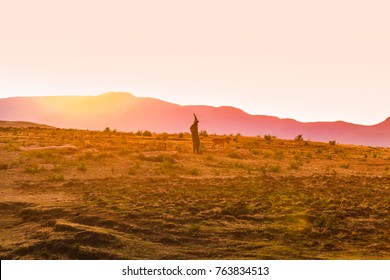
top-left (0, 126), bottom-right (389, 259)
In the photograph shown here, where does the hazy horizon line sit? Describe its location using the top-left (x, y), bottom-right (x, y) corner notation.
top-left (1, 91), bottom-right (388, 126)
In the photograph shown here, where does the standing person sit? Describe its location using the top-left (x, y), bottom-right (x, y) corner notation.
top-left (190, 114), bottom-right (200, 154)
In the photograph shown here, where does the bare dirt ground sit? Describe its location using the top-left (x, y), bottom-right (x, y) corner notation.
top-left (0, 127), bottom-right (389, 259)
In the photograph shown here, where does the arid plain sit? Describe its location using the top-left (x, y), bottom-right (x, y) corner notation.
top-left (0, 123), bottom-right (389, 259)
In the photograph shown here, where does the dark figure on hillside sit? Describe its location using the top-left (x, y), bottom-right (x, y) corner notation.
top-left (190, 114), bottom-right (200, 154)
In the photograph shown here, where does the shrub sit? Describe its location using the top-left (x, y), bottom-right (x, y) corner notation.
top-left (221, 201), bottom-right (252, 216)
top-left (4, 143), bottom-right (20, 151)
top-left (138, 153), bottom-right (146, 161)
top-left (188, 168), bottom-right (200, 176)
top-left (0, 163), bottom-right (8, 170)
top-left (263, 151), bottom-right (272, 158)
top-left (161, 159), bottom-right (175, 170)
top-left (274, 150), bottom-right (284, 160)
top-left (264, 134), bottom-right (272, 141)
top-left (314, 215), bottom-right (337, 231)
top-left (95, 152), bottom-right (115, 159)
top-left (77, 162), bottom-right (87, 172)
top-left (139, 153), bottom-right (176, 163)
top-left (206, 155), bottom-right (214, 161)
top-left (289, 160), bottom-right (303, 170)
top-left (78, 151), bottom-right (93, 161)
top-left (143, 130), bottom-right (152, 137)
top-left (269, 164), bottom-right (282, 173)
top-left (188, 224), bottom-right (201, 236)
top-left (156, 159), bottom-right (178, 176)
top-left (128, 161), bottom-right (141, 175)
top-left (295, 134), bottom-right (304, 141)
top-left (25, 163), bottom-right (43, 174)
top-left (259, 162), bottom-right (269, 175)
top-left (329, 140), bottom-right (337, 146)
top-left (53, 165), bottom-right (62, 173)
top-left (340, 163), bottom-right (350, 169)
top-left (228, 152), bottom-right (240, 159)
top-left (199, 130), bottom-right (208, 137)
top-left (47, 174), bottom-right (65, 182)
top-left (32, 150), bottom-right (63, 164)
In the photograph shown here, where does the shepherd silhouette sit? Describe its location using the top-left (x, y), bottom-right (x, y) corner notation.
top-left (190, 114), bottom-right (200, 154)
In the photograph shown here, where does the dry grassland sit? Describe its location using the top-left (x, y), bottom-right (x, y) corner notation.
top-left (0, 127), bottom-right (389, 259)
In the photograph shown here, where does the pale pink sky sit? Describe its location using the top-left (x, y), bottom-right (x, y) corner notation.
top-left (0, 0), bottom-right (389, 125)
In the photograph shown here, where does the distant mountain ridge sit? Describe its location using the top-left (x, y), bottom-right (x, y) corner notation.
top-left (0, 120), bottom-right (54, 128)
top-left (1, 92), bottom-right (389, 147)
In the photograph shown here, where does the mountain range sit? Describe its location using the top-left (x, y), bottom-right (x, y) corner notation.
top-left (1, 92), bottom-right (389, 147)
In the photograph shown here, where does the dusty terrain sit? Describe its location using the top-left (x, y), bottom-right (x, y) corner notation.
top-left (0, 126), bottom-right (389, 259)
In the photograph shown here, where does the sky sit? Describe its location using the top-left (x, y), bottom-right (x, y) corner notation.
top-left (0, 0), bottom-right (389, 125)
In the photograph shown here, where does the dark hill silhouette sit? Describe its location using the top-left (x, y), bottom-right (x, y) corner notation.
top-left (1, 92), bottom-right (389, 147)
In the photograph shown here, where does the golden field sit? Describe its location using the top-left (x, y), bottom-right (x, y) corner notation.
top-left (0, 125), bottom-right (389, 259)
